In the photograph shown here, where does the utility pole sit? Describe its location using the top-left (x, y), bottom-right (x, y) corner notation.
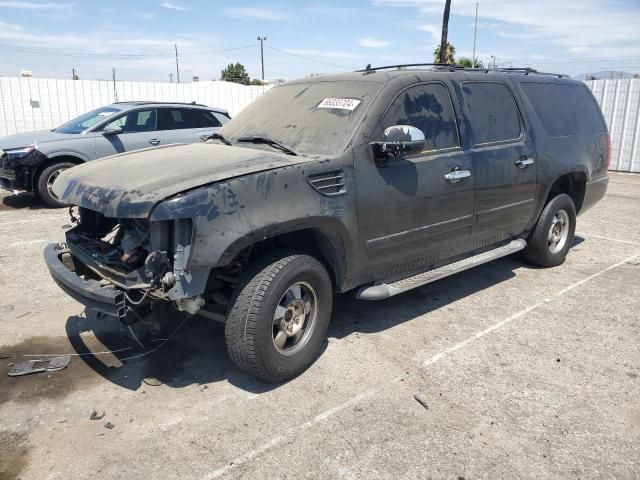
top-left (438, 0), bottom-right (452, 64)
top-left (472, 3), bottom-right (479, 68)
top-left (174, 43), bottom-right (180, 83)
top-left (257, 36), bottom-right (267, 81)
top-left (112, 67), bottom-right (118, 102)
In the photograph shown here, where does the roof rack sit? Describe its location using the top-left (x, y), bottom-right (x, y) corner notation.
top-left (113, 100), bottom-right (208, 107)
top-left (356, 63), bottom-right (568, 78)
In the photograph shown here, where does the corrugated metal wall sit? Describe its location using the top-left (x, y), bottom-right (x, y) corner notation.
top-left (585, 79), bottom-right (640, 173)
top-left (0, 77), bottom-right (273, 138)
top-left (0, 76), bottom-right (638, 172)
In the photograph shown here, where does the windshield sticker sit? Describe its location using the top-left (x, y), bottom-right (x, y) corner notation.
top-left (317, 98), bottom-right (361, 111)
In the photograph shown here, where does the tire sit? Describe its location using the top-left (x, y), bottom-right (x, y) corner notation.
top-left (523, 193), bottom-right (577, 267)
top-left (36, 162), bottom-right (75, 207)
top-left (225, 251), bottom-right (333, 383)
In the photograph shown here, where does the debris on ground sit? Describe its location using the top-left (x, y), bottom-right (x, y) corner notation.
top-left (7, 355), bottom-right (70, 376)
top-left (104, 422), bottom-right (115, 430)
top-left (90, 411), bottom-right (106, 420)
top-left (142, 377), bottom-right (163, 386)
top-left (413, 394), bottom-right (429, 410)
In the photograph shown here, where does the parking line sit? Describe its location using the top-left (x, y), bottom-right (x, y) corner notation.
top-left (577, 232), bottom-right (640, 246)
top-left (202, 252), bottom-right (639, 480)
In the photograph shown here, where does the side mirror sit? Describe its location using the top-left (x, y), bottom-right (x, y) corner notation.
top-left (102, 125), bottom-right (123, 136)
top-left (371, 125), bottom-right (425, 158)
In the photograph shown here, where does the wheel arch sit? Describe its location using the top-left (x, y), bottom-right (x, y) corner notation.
top-left (219, 219), bottom-right (352, 291)
top-left (544, 170), bottom-right (588, 214)
top-left (31, 154), bottom-right (85, 191)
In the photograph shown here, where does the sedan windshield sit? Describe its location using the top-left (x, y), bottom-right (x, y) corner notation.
top-left (219, 80), bottom-right (383, 156)
top-left (54, 106), bottom-right (121, 134)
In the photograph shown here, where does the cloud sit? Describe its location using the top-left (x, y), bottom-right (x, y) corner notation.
top-left (358, 38), bottom-right (391, 48)
top-left (283, 48), bottom-right (363, 60)
top-left (373, 0), bottom-right (640, 59)
top-left (0, 21), bottom-right (23, 30)
top-left (0, 1), bottom-right (75, 8)
top-left (161, 2), bottom-right (190, 11)
top-left (418, 23), bottom-right (440, 43)
top-left (223, 6), bottom-right (290, 21)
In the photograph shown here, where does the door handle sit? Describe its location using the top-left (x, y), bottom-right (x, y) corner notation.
top-left (444, 168), bottom-right (471, 183)
top-left (200, 134), bottom-right (211, 141)
top-left (148, 138), bottom-right (160, 146)
top-left (514, 155), bottom-right (535, 168)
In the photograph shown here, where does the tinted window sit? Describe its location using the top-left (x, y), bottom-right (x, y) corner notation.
top-left (462, 82), bottom-right (521, 145)
top-left (381, 83), bottom-right (459, 151)
top-left (520, 83), bottom-right (605, 137)
top-left (102, 109), bottom-right (156, 133)
top-left (159, 108), bottom-right (221, 130)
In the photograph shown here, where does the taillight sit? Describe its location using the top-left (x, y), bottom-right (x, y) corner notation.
top-left (604, 132), bottom-right (612, 172)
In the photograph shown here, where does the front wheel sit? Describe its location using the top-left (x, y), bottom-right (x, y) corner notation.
top-left (36, 162), bottom-right (75, 207)
top-left (523, 193), bottom-right (577, 267)
top-left (225, 252), bottom-right (333, 382)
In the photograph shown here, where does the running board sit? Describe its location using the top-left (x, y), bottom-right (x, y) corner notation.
top-left (356, 239), bottom-right (527, 300)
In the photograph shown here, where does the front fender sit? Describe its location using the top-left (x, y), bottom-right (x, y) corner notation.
top-left (151, 164), bottom-right (358, 290)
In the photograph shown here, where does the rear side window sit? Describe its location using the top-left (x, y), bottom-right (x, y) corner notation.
top-left (461, 82), bottom-right (521, 145)
top-left (159, 108), bottom-right (221, 130)
top-left (520, 83), bottom-right (605, 137)
top-left (381, 83), bottom-right (459, 152)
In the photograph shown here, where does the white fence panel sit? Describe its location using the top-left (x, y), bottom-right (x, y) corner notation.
top-left (0, 76), bottom-right (637, 172)
top-left (585, 79), bottom-right (640, 173)
top-left (0, 77), bottom-right (272, 138)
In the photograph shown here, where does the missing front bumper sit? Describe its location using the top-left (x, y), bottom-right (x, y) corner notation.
top-left (43, 242), bottom-right (127, 318)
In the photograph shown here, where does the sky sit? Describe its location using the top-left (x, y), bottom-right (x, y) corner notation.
top-left (0, 0), bottom-right (639, 82)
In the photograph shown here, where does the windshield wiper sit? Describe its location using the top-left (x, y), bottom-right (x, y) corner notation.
top-left (204, 132), bottom-right (232, 145)
top-left (236, 136), bottom-right (298, 156)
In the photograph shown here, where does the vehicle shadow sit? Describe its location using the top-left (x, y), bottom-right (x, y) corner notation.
top-left (64, 242), bottom-right (583, 393)
top-left (0, 192), bottom-right (58, 210)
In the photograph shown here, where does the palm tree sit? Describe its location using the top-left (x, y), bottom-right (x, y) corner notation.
top-left (438, 0), bottom-right (452, 64)
top-left (434, 43), bottom-right (456, 64)
top-left (457, 56), bottom-right (483, 68)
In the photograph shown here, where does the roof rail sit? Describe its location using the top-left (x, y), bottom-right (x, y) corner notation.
top-left (112, 100), bottom-right (208, 107)
top-left (356, 63), bottom-right (455, 73)
top-left (356, 63), bottom-right (568, 78)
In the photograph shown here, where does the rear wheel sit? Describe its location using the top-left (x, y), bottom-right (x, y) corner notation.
top-left (224, 251), bottom-right (332, 382)
top-left (36, 162), bottom-right (75, 207)
top-left (523, 193), bottom-right (577, 267)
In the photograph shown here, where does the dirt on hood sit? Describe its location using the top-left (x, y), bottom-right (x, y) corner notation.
top-left (52, 142), bottom-right (308, 218)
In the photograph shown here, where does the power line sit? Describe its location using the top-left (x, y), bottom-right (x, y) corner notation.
top-left (266, 46), bottom-right (355, 70)
top-left (0, 42), bottom-right (258, 59)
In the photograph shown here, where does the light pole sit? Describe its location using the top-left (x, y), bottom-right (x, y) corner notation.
top-left (472, 3), bottom-right (479, 68)
top-left (257, 36), bottom-right (267, 81)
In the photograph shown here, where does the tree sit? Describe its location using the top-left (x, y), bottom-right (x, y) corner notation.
top-left (250, 78), bottom-right (264, 85)
top-left (457, 56), bottom-right (483, 68)
top-left (438, 0), bottom-right (452, 64)
top-left (220, 63), bottom-right (250, 85)
top-left (433, 43), bottom-right (456, 64)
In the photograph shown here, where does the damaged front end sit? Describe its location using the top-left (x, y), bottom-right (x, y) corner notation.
top-left (44, 207), bottom-right (208, 320)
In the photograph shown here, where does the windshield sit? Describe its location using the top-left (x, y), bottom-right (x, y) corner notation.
top-left (219, 80), bottom-right (383, 156)
top-left (54, 106), bottom-right (121, 134)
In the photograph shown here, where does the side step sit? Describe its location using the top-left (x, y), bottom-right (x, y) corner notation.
top-left (357, 239), bottom-right (527, 300)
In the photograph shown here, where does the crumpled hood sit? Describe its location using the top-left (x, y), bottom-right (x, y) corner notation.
top-left (0, 130), bottom-right (80, 150)
top-left (52, 142), bottom-right (305, 218)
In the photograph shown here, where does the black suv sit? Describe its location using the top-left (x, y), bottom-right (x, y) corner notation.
top-left (44, 65), bottom-right (610, 382)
